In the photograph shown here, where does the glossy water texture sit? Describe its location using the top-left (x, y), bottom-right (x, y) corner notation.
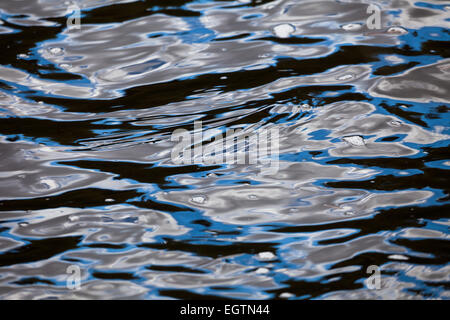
top-left (0, 0), bottom-right (449, 300)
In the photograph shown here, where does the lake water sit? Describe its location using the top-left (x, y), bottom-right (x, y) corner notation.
top-left (0, 0), bottom-right (449, 299)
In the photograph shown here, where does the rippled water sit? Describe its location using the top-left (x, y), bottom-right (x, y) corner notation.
top-left (0, 0), bottom-right (449, 300)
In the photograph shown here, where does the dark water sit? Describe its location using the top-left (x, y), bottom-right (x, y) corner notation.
top-left (0, 0), bottom-right (449, 299)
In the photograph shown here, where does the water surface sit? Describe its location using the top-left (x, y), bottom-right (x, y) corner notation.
top-left (0, 0), bottom-right (449, 299)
